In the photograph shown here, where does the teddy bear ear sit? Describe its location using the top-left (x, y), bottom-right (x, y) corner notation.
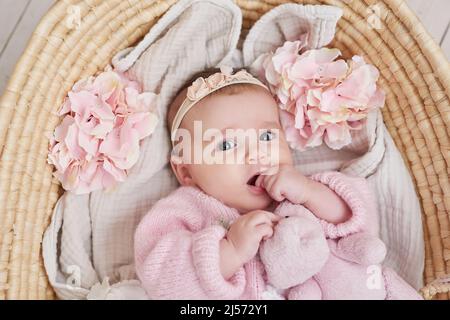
top-left (242, 3), bottom-right (343, 67)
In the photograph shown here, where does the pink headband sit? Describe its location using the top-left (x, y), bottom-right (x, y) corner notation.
top-left (170, 65), bottom-right (269, 145)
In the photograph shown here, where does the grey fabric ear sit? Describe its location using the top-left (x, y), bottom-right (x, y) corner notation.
top-left (242, 3), bottom-right (343, 67)
top-left (112, 0), bottom-right (242, 119)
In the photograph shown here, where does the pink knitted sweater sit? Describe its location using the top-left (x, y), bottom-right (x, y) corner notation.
top-left (134, 171), bottom-right (376, 299)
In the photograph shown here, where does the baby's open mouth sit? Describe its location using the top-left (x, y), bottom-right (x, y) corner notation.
top-left (247, 174), bottom-right (260, 186)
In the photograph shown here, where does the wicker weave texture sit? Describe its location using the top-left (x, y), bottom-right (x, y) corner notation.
top-left (0, 0), bottom-right (448, 300)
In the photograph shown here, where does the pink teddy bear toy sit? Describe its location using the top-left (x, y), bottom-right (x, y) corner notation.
top-left (259, 201), bottom-right (422, 300)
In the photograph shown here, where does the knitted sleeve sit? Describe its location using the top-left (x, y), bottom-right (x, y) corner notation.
top-left (308, 171), bottom-right (378, 239)
top-left (134, 194), bottom-right (246, 299)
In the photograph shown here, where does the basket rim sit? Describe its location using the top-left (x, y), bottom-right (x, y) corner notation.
top-left (0, 0), bottom-right (448, 300)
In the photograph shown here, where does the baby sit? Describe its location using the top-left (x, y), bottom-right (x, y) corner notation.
top-left (134, 67), bottom-right (411, 299)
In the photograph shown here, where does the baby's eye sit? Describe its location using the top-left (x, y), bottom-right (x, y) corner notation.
top-left (260, 130), bottom-right (276, 141)
top-left (218, 139), bottom-right (237, 151)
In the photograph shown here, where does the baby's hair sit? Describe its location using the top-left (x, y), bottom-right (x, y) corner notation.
top-left (167, 67), bottom-right (266, 131)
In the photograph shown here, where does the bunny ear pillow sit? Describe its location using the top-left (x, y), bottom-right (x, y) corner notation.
top-left (44, 0), bottom-right (424, 300)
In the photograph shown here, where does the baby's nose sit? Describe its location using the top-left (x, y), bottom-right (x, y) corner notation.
top-left (246, 144), bottom-right (269, 165)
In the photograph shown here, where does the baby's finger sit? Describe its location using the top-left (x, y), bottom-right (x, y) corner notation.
top-left (247, 211), bottom-right (273, 227)
top-left (255, 224), bottom-right (274, 240)
top-left (257, 166), bottom-right (278, 189)
top-left (264, 174), bottom-right (277, 193)
top-left (264, 178), bottom-right (284, 202)
top-left (264, 211), bottom-right (282, 222)
top-left (268, 185), bottom-right (285, 202)
top-left (251, 211), bottom-right (281, 226)
top-left (255, 174), bottom-right (265, 188)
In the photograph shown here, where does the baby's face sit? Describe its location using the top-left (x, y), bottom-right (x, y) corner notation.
top-left (171, 88), bottom-right (293, 213)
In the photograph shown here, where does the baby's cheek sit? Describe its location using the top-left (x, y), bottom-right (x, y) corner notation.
top-left (221, 167), bottom-right (248, 198)
top-left (210, 167), bottom-right (244, 202)
top-left (205, 165), bottom-right (237, 188)
top-left (191, 164), bottom-right (217, 187)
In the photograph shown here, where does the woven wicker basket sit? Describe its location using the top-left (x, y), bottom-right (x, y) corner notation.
top-left (0, 0), bottom-right (449, 300)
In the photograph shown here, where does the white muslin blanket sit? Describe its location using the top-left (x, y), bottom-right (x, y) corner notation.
top-left (42, 0), bottom-right (424, 300)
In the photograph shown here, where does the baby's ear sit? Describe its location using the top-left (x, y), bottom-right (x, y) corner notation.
top-left (169, 159), bottom-right (195, 186)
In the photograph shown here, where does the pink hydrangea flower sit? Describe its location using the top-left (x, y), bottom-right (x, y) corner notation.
top-left (48, 66), bottom-right (159, 194)
top-left (252, 39), bottom-right (385, 151)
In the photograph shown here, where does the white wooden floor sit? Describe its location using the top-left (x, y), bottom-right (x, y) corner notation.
top-left (0, 0), bottom-right (449, 95)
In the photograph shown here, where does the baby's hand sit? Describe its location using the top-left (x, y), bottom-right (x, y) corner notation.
top-left (255, 164), bottom-right (312, 204)
top-left (226, 210), bottom-right (280, 266)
